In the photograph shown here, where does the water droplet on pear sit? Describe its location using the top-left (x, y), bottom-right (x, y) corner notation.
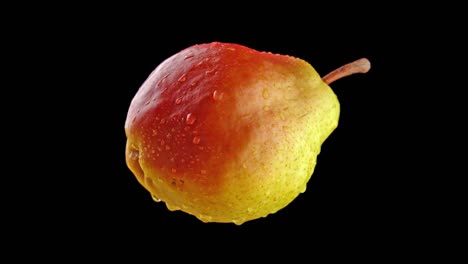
top-left (262, 88), bottom-right (269, 99)
top-left (178, 74), bottom-right (187, 82)
top-left (212, 90), bottom-right (224, 101)
top-left (151, 194), bottom-right (161, 202)
top-left (186, 113), bottom-right (196, 125)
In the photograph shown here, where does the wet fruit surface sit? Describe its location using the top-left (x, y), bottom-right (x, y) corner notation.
top-left (125, 42), bottom-right (369, 224)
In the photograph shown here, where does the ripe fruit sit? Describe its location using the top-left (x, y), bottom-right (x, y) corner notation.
top-left (125, 42), bottom-right (370, 224)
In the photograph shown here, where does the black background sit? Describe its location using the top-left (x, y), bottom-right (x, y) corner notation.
top-left (87, 23), bottom-right (397, 246)
top-left (8, 5), bottom-right (455, 260)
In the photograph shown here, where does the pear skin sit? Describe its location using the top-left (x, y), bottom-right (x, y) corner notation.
top-left (125, 42), bottom-right (370, 224)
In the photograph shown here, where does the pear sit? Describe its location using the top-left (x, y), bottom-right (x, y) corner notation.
top-left (124, 42), bottom-right (370, 225)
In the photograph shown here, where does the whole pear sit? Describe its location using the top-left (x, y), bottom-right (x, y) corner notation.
top-left (125, 42), bottom-right (370, 225)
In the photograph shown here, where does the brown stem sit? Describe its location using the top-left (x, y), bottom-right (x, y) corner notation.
top-left (322, 58), bottom-right (371, 85)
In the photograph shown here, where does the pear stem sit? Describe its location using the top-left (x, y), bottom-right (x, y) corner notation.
top-left (322, 58), bottom-right (371, 85)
